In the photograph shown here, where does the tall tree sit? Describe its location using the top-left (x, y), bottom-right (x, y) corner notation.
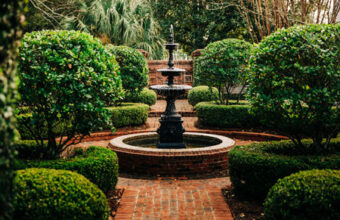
top-left (0, 1), bottom-right (27, 219)
top-left (225, 0), bottom-right (340, 42)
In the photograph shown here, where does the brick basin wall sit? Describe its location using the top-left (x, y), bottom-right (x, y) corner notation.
top-left (110, 148), bottom-right (229, 177)
top-left (147, 60), bottom-right (193, 86)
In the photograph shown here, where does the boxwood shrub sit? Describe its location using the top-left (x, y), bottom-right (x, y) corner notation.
top-left (123, 88), bottom-right (157, 106)
top-left (13, 168), bottom-right (109, 220)
top-left (195, 101), bottom-right (258, 129)
top-left (15, 146), bottom-right (118, 194)
top-left (106, 45), bottom-right (149, 94)
top-left (188, 86), bottom-right (218, 106)
top-left (264, 169), bottom-right (340, 220)
top-left (229, 140), bottom-right (340, 201)
top-left (107, 103), bottom-right (149, 128)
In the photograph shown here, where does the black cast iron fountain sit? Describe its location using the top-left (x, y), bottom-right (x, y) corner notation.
top-left (150, 25), bottom-right (192, 149)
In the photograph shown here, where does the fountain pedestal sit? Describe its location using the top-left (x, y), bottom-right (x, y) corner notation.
top-left (150, 25), bottom-right (192, 149)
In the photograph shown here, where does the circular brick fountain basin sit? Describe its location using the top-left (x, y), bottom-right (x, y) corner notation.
top-left (108, 132), bottom-right (235, 177)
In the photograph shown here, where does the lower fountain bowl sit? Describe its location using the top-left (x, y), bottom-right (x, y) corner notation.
top-left (108, 132), bottom-right (235, 177)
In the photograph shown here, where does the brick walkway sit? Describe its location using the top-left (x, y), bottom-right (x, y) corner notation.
top-left (78, 100), bottom-right (251, 220)
top-left (150, 100), bottom-right (193, 113)
top-left (113, 177), bottom-right (233, 220)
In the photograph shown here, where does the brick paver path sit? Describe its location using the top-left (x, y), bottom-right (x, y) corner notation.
top-left (113, 177), bottom-right (233, 220)
top-left (76, 100), bottom-right (254, 220)
top-left (150, 100), bottom-right (193, 113)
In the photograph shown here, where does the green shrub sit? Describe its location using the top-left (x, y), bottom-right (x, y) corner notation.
top-left (107, 45), bottom-right (149, 94)
top-left (248, 24), bottom-right (340, 152)
top-left (229, 140), bottom-right (340, 201)
top-left (107, 103), bottom-right (149, 128)
top-left (195, 101), bottom-right (258, 128)
top-left (188, 86), bottom-right (218, 106)
top-left (15, 146), bottom-right (118, 193)
top-left (13, 168), bottom-right (109, 220)
top-left (18, 30), bottom-right (123, 159)
top-left (124, 88), bottom-right (157, 106)
top-left (0, 1), bottom-right (28, 219)
top-left (264, 169), bottom-right (340, 220)
top-left (194, 39), bottom-right (253, 104)
top-left (16, 103), bottom-right (149, 139)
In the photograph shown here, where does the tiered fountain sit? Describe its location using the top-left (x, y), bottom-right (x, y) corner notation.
top-left (150, 25), bottom-right (191, 149)
top-left (109, 26), bottom-right (235, 177)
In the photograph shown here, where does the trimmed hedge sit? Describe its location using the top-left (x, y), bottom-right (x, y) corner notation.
top-left (188, 86), bottom-right (218, 106)
top-left (17, 103), bottom-right (149, 139)
top-left (14, 168), bottom-right (109, 220)
top-left (107, 103), bottom-right (149, 128)
top-left (264, 169), bottom-right (340, 220)
top-left (123, 88), bottom-right (157, 106)
top-left (15, 146), bottom-right (118, 194)
top-left (195, 101), bottom-right (258, 129)
top-left (229, 141), bottom-right (340, 201)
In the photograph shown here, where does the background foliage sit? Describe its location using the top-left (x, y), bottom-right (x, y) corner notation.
top-left (150, 0), bottom-right (248, 54)
top-left (0, 1), bottom-right (28, 219)
top-left (26, 0), bottom-right (165, 59)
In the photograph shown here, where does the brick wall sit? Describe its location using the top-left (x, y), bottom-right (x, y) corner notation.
top-left (147, 60), bottom-right (193, 86)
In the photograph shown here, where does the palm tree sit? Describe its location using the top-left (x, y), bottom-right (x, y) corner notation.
top-left (61, 0), bottom-right (165, 59)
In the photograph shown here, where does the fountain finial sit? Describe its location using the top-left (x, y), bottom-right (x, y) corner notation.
top-left (169, 24), bottom-right (174, 43)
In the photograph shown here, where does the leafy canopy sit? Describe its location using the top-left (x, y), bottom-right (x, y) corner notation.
top-left (248, 24), bottom-right (340, 152)
top-left (194, 38), bottom-right (253, 104)
top-left (18, 30), bottom-right (123, 159)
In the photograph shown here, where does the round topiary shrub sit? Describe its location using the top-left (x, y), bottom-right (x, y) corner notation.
top-left (124, 87), bottom-right (157, 105)
top-left (248, 24), bottom-right (340, 152)
top-left (13, 168), bottom-right (109, 220)
top-left (264, 169), bottom-right (340, 220)
top-left (188, 86), bottom-right (218, 106)
top-left (194, 38), bottom-right (253, 104)
top-left (18, 30), bottom-right (123, 159)
top-left (15, 146), bottom-right (119, 194)
top-left (229, 140), bottom-right (340, 201)
top-left (106, 45), bottom-right (149, 94)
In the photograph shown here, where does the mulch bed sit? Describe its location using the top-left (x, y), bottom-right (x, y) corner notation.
top-left (223, 186), bottom-right (264, 220)
top-left (107, 188), bottom-right (124, 218)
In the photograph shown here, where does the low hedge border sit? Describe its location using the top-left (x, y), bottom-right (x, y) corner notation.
top-left (229, 140), bottom-right (340, 201)
top-left (107, 102), bottom-right (149, 128)
top-left (14, 168), bottom-right (109, 220)
top-left (16, 102), bottom-right (149, 139)
top-left (14, 145), bottom-right (119, 194)
top-left (195, 101), bottom-right (259, 129)
top-left (264, 169), bottom-right (340, 220)
top-left (188, 86), bottom-right (218, 106)
top-left (123, 88), bottom-right (157, 106)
